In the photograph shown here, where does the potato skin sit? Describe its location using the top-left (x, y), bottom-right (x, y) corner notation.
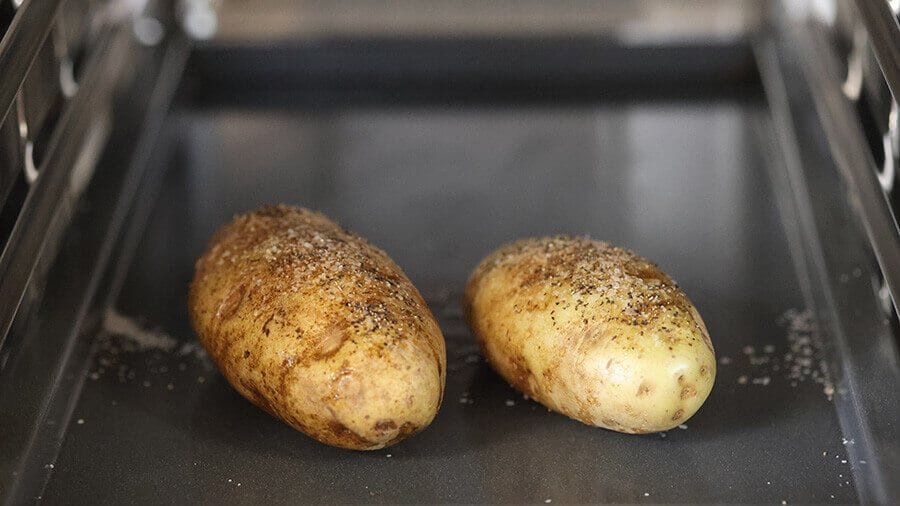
top-left (189, 205), bottom-right (445, 449)
top-left (464, 236), bottom-right (715, 433)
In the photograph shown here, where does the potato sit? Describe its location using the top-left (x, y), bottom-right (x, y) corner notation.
top-left (464, 235), bottom-right (715, 433)
top-left (188, 205), bottom-right (446, 449)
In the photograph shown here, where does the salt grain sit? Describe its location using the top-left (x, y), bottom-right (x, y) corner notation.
top-left (751, 376), bottom-right (771, 386)
top-left (719, 356), bottom-right (732, 365)
top-left (678, 424), bottom-right (688, 430)
top-left (505, 400), bottom-right (515, 407)
top-left (76, 419), bottom-right (84, 425)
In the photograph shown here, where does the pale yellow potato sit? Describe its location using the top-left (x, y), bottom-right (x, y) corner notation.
top-left (464, 235), bottom-right (715, 433)
top-left (189, 205), bottom-right (445, 449)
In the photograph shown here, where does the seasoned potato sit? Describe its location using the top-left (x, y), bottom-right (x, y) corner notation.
top-left (189, 205), bottom-right (446, 449)
top-left (464, 235), bottom-right (715, 433)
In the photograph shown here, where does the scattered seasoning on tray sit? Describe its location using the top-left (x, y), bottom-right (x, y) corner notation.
top-left (76, 418), bottom-right (84, 425)
top-left (730, 309), bottom-right (834, 400)
top-left (86, 308), bottom-right (215, 395)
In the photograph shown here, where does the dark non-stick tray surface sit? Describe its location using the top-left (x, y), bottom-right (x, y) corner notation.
top-left (34, 42), bottom-right (867, 503)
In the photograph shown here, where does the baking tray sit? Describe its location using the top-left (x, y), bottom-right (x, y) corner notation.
top-left (3, 32), bottom-right (898, 503)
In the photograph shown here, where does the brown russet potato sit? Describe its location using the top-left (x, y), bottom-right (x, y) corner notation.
top-left (464, 235), bottom-right (715, 433)
top-left (189, 205), bottom-right (445, 449)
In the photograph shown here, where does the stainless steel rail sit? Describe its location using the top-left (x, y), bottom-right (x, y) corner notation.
top-left (0, 24), bottom-right (129, 349)
top-left (798, 21), bottom-right (900, 316)
top-left (852, 0), bottom-right (900, 102)
top-left (0, 0), bottom-right (65, 126)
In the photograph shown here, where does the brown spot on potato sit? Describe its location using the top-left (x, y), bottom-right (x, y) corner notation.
top-left (506, 354), bottom-right (535, 397)
top-left (373, 419), bottom-right (398, 431)
top-left (327, 419), bottom-right (373, 448)
top-left (243, 350), bottom-right (250, 358)
top-left (636, 381), bottom-right (653, 397)
top-left (671, 408), bottom-right (684, 421)
top-left (680, 384), bottom-right (698, 399)
top-left (313, 325), bottom-right (348, 359)
top-left (262, 312), bottom-right (275, 336)
top-left (700, 365), bottom-right (708, 376)
top-left (386, 422), bottom-right (420, 446)
top-left (216, 283), bottom-right (246, 320)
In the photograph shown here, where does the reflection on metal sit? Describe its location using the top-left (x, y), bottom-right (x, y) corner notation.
top-left (53, 16), bottom-right (78, 98)
top-left (59, 57), bottom-right (77, 98)
top-left (842, 25), bottom-right (866, 100)
top-left (23, 140), bottom-right (36, 184)
top-left (179, 0), bottom-right (217, 40)
top-left (133, 16), bottom-right (164, 46)
top-left (14, 92), bottom-right (37, 185)
top-left (880, 278), bottom-right (894, 316)
top-left (880, 101), bottom-right (898, 192)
